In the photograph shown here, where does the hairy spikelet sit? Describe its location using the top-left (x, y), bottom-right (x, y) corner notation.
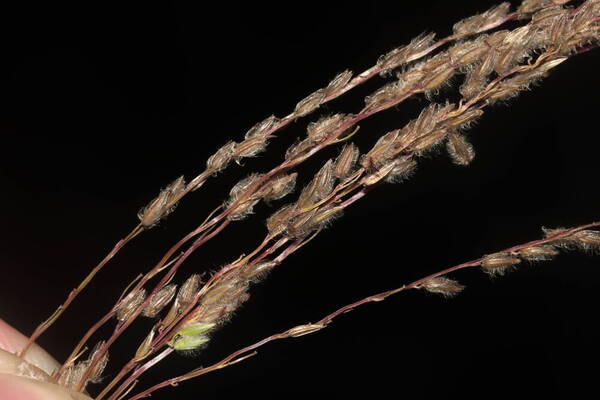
top-left (142, 284), bottom-right (177, 318)
top-left (116, 289), bottom-right (147, 322)
top-left (307, 113), bottom-right (351, 143)
top-left (177, 274), bottom-right (202, 308)
top-left (377, 32), bottom-right (436, 74)
top-left (481, 253), bottom-right (522, 275)
top-left (447, 133), bottom-right (475, 166)
top-left (334, 143), bottom-right (360, 180)
top-left (295, 89), bottom-right (325, 117)
top-left (453, 2), bottom-right (511, 36)
top-left (206, 141), bottom-right (236, 174)
top-left (138, 176), bottom-right (186, 228)
top-left (260, 173), bottom-right (298, 202)
top-left (324, 70), bottom-right (353, 97)
top-left (244, 115), bottom-right (279, 139)
top-left (419, 277), bottom-right (465, 297)
top-left (226, 173), bottom-right (264, 221)
top-left (516, 245), bottom-right (559, 261)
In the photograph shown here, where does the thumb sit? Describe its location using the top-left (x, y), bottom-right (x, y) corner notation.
top-left (0, 319), bottom-right (92, 400)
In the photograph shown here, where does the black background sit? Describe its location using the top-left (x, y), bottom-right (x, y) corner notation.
top-left (1, 1), bottom-right (599, 399)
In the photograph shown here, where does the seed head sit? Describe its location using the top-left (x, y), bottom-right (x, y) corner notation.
top-left (324, 70), bottom-right (353, 98)
top-left (138, 176), bottom-right (186, 228)
top-left (294, 89), bottom-right (325, 117)
top-left (260, 173), bottom-right (298, 202)
top-left (116, 288), bottom-right (147, 322)
top-left (142, 284), bottom-right (177, 318)
top-left (334, 143), bottom-right (360, 180)
top-left (446, 133), bottom-right (475, 166)
top-left (453, 2), bottom-right (511, 36)
top-left (516, 245), bottom-right (559, 261)
top-left (481, 253), bottom-right (522, 275)
top-left (177, 274), bottom-right (202, 308)
top-left (244, 115), bottom-right (279, 139)
top-left (419, 277), bottom-right (465, 297)
top-left (206, 141), bottom-right (236, 174)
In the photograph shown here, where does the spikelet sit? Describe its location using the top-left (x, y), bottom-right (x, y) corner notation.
top-left (134, 327), bottom-right (156, 362)
top-left (160, 298), bottom-right (181, 329)
top-left (239, 260), bottom-right (278, 282)
top-left (384, 158), bottom-right (417, 184)
top-left (288, 323), bottom-right (326, 337)
top-left (266, 204), bottom-right (297, 236)
top-left (481, 253), bottom-right (522, 275)
top-left (361, 129), bottom-right (401, 170)
top-left (377, 32), bottom-right (436, 74)
top-left (453, 3), bottom-right (511, 36)
top-left (518, 0), bottom-right (566, 15)
top-left (296, 160), bottom-right (336, 209)
top-left (446, 133), bottom-right (475, 166)
top-left (294, 89), bottom-right (325, 117)
top-left (116, 288), bottom-right (146, 322)
top-left (406, 129), bottom-right (448, 155)
top-left (516, 245), bottom-right (559, 261)
top-left (138, 176), bottom-right (186, 228)
top-left (234, 135), bottom-right (269, 162)
top-left (285, 137), bottom-right (315, 160)
top-left (306, 113), bottom-right (350, 143)
top-left (259, 173), bottom-right (298, 202)
top-left (177, 274), bottom-right (202, 308)
top-left (572, 230), bottom-right (600, 251)
top-left (244, 115), bottom-right (279, 139)
top-left (449, 37), bottom-right (490, 67)
top-left (87, 341), bottom-right (108, 384)
top-left (334, 143), bottom-right (360, 180)
top-left (142, 284), bottom-right (177, 318)
top-left (226, 173), bottom-right (264, 221)
top-left (419, 277), bottom-right (465, 297)
top-left (364, 80), bottom-right (411, 111)
top-left (445, 109), bottom-right (484, 130)
top-left (324, 70), bottom-right (353, 98)
top-left (206, 141), bottom-right (236, 174)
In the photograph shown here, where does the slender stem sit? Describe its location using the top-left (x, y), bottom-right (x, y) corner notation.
top-left (126, 221), bottom-right (600, 400)
top-left (20, 224), bottom-right (143, 358)
top-left (74, 220), bottom-right (231, 392)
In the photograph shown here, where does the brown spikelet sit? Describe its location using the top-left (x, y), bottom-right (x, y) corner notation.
top-left (334, 143), bottom-right (360, 180)
top-left (518, 0), bottom-right (567, 15)
top-left (445, 109), bottom-right (484, 130)
top-left (87, 341), bottom-right (108, 384)
top-left (516, 245), bottom-right (559, 261)
top-left (177, 274), bottom-right (202, 308)
top-left (260, 173), bottom-right (298, 202)
top-left (226, 173), bottom-right (264, 221)
top-left (531, 5), bottom-right (569, 27)
top-left (422, 62), bottom-right (456, 92)
top-left (142, 284), bottom-right (177, 318)
top-left (572, 230), bottom-right (600, 250)
top-left (234, 136), bottom-right (269, 161)
top-left (116, 288), bottom-right (147, 322)
top-left (406, 129), bottom-right (448, 155)
top-left (285, 137), bottom-right (315, 161)
top-left (419, 276), bottom-right (465, 297)
top-left (239, 260), bottom-right (278, 282)
top-left (160, 298), bottom-right (181, 329)
top-left (377, 32), bottom-right (436, 74)
top-left (481, 253), bottom-right (522, 275)
top-left (361, 129), bottom-right (402, 170)
top-left (297, 160), bottom-right (336, 209)
top-left (287, 323), bottom-right (326, 337)
top-left (324, 70), bottom-right (353, 97)
top-left (294, 89), bottom-right (325, 117)
top-left (447, 133), bottom-right (475, 166)
top-left (307, 113), bottom-right (350, 143)
top-left (364, 80), bottom-right (411, 111)
top-left (384, 158), bottom-right (417, 184)
top-left (206, 141), bottom-right (236, 174)
top-left (361, 161), bottom-right (399, 186)
top-left (138, 176), bottom-right (186, 228)
top-left (266, 204), bottom-right (296, 236)
top-left (449, 37), bottom-right (490, 66)
top-left (244, 115), bottom-right (279, 139)
top-left (134, 328), bottom-right (156, 362)
top-left (453, 2), bottom-right (511, 36)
